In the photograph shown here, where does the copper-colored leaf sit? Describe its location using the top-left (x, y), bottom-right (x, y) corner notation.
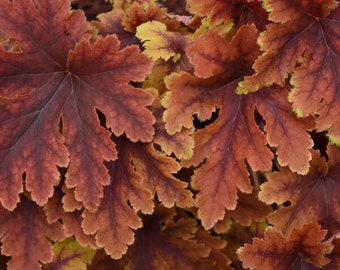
top-left (0, 196), bottom-right (65, 269)
top-left (238, 222), bottom-right (333, 269)
top-left (0, 0), bottom-right (154, 211)
top-left (152, 93), bottom-right (194, 159)
top-left (119, 206), bottom-right (212, 270)
top-left (187, 0), bottom-right (268, 29)
top-left (196, 229), bottom-right (232, 269)
top-left (237, 1), bottom-right (340, 143)
top-left (82, 137), bottom-right (154, 259)
top-left (220, 189), bottom-right (273, 227)
top-left (45, 187), bottom-right (97, 249)
top-left (259, 145), bottom-right (340, 235)
top-left (130, 142), bottom-right (194, 208)
top-left (162, 25), bottom-right (273, 229)
top-left (325, 237), bottom-right (340, 270)
top-left (254, 84), bottom-right (315, 174)
top-left (122, 2), bottom-right (167, 33)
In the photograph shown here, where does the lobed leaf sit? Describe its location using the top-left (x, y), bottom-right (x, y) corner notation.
top-left (0, 0), bottom-right (155, 211)
top-left (118, 206), bottom-right (212, 270)
top-left (136, 21), bottom-right (187, 62)
top-left (259, 145), bottom-right (340, 235)
top-left (237, 1), bottom-right (340, 143)
top-left (238, 222), bottom-right (333, 269)
top-left (163, 25), bottom-right (273, 229)
top-left (253, 84), bottom-right (315, 174)
top-left (130, 142), bottom-right (194, 208)
top-left (45, 187), bottom-right (97, 249)
top-left (0, 196), bottom-right (65, 270)
top-left (219, 189), bottom-right (273, 227)
top-left (82, 136), bottom-right (154, 259)
top-left (186, 0), bottom-right (268, 28)
top-left (45, 238), bottom-right (95, 270)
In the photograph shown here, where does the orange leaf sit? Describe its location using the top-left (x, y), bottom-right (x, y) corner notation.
top-left (187, 0), bottom-right (268, 28)
top-left (254, 84), bottom-right (315, 174)
top-left (162, 25), bottom-right (273, 229)
top-left (82, 137), bottom-right (154, 259)
top-left (237, 2), bottom-right (340, 143)
top-left (238, 222), bottom-right (333, 269)
top-left (0, 196), bottom-right (65, 269)
top-left (259, 145), bottom-right (340, 235)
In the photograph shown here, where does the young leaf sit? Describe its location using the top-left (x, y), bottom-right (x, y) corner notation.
top-left (0, 196), bottom-right (65, 270)
top-left (136, 21), bottom-right (187, 62)
top-left (237, 1), bottom-right (340, 143)
top-left (238, 222), bottom-right (333, 269)
top-left (0, 0), bottom-right (155, 211)
top-left (44, 238), bottom-right (95, 270)
top-left (259, 145), bottom-right (340, 235)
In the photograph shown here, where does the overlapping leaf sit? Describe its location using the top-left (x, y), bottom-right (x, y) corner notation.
top-left (163, 25), bottom-right (273, 229)
top-left (215, 189), bottom-right (272, 228)
top-left (238, 222), bottom-right (333, 269)
top-left (81, 137), bottom-right (153, 259)
top-left (187, 0), bottom-right (268, 29)
top-left (0, 0), bottom-right (155, 211)
top-left (253, 84), bottom-right (315, 174)
top-left (237, 1), bottom-right (340, 143)
top-left (116, 206), bottom-right (213, 270)
top-left (44, 238), bottom-right (95, 270)
top-left (259, 145), bottom-right (340, 235)
top-left (45, 187), bottom-right (97, 249)
top-left (151, 92), bottom-right (194, 160)
top-left (0, 196), bottom-right (65, 270)
top-left (136, 21), bottom-right (188, 62)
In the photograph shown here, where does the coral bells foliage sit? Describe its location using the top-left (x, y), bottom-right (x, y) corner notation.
top-left (0, 0), bottom-right (339, 269)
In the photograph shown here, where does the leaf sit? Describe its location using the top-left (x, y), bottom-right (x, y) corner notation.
top-left (218, 189), bottom-right (273, 227)
top-left (0, 0), bottom-right (155, 211)
top-left (0, 196), bottom-right (65, 270)
top-left (163, 25), bottom-right (273, 229)
top-left (94, 9), bottom-right (139, 49)
top-left (259, 145), bottom-right (340, 235)
top-left (151, 91), bottom-right (194, 160)
top-left (196, 229), bottom-right (232, 269)
top-left (224, 221), bottom-right (268, 269)
top-left (45, 187), bottom-right (97, 249)
top-left (130, 141), bottom-right (194, 208)
top-left (117, 206), bottom-right (212, 270)
top-left (136, 21), bottom-right (187, 62)
top-left (238, 222), bottom-right (333, 269)
top-left (82, 137), bottom-right (154, 259)
top-left (324, 237), bottom-right (340, 270)
top-left (121, 2), bottom-right (167, 33)
top-left (44, 238), bottom-right (95, 270)
top-left (253, 84), bottom-right (315, 174)
top-left (187, 0), bottom-right (268, 29)
top-left (237, 2), bottom-right (340, 143)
